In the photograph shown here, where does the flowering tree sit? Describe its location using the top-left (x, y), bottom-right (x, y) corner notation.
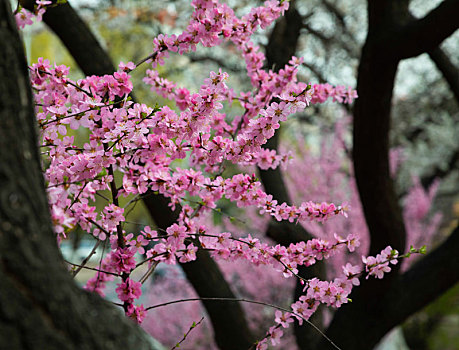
top-left (1, 1), bottom-right (459, 350)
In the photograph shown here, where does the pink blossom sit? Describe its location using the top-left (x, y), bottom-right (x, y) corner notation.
top-left (127, 304), bottom-right (146, 324)
top-left (274, 310), bottom-right (294, 328)
top-left (116, 278), bottom-right (142, 303)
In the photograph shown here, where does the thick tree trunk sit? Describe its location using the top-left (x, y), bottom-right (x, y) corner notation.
top-left (0, 1), bottom-right (156, 349)
top-left (317, 1), bottom-right (459, 349)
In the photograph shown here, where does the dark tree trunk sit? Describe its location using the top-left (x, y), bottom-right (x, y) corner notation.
top-left (316, 1), bottom-right (459, 349)
top-left (0, 1), bottom-right (155, 348)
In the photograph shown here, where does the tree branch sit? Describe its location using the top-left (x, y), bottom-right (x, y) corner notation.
top-left (301, 61), bottom-right (327, 83)
top-left (428, 47), bottom-right (459, 104)
top-left (322, 0), bottom-right (346, 31)
top-left (142, 196), bottom-right (256, 350)
top-left (301, 22), bottom-right (358, 58)
top-left (402, 10), bottom-right (459, 105)
top-left (421, 147), bottom-right (459, 189)
top-left (391, 0), bottom-right (459, 59)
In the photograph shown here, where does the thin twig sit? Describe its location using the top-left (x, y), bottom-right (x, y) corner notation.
top-left (95, 191), bottom-right (111, 202)
top-left (72, 239), bottom-right (101, 278)
top-left (95, 239), bottom-right (109, 293)
top-left (124, 197), bottom-right (139, 221)
top-left (65, 259), bottom-right (119, 277)
top-left (171, 317), bottom-right (205, 350)
top-left (68, 182), bottom-right (87, 211)
top-left (31, 68), bottom-right (93, 97)
top-left (103, 142), bottom-right (129, 313)
top-left (134, 52), bottom-right (159, 70)
top-left (144, 297), bottom-right (342, 350)
top-left (83, 217), bottom-right (111, 237)
top-left (123, 193), bottom-right (142, 209)
top-left (139, 261), bottom-right (159, 284)
top-left (40, 107), bottom-right (95, 126)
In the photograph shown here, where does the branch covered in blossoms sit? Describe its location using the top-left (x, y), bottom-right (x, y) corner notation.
top-left (138, 244), bottom-right (424, 349)
top-left (19, 2), bottom-right (415, 349)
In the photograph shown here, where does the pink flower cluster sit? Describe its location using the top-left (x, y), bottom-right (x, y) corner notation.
top-left (256, 245), bottom-right (401, 349)
top-left (116, 278), bottom-right (142, 303)
top-left (20, 0), bottom-right (421, 345)
top-left (15, 0), bottom-right (51, 29)
top-left (140, 226), bottom-right (360, 275)
top-left (362, 246), bottom-right (399, 279)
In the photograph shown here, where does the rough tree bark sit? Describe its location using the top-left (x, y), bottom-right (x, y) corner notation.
top-left (0, 1), bottom-right (156, 348)
top-left (19, 1), bottom-right (255, 348)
